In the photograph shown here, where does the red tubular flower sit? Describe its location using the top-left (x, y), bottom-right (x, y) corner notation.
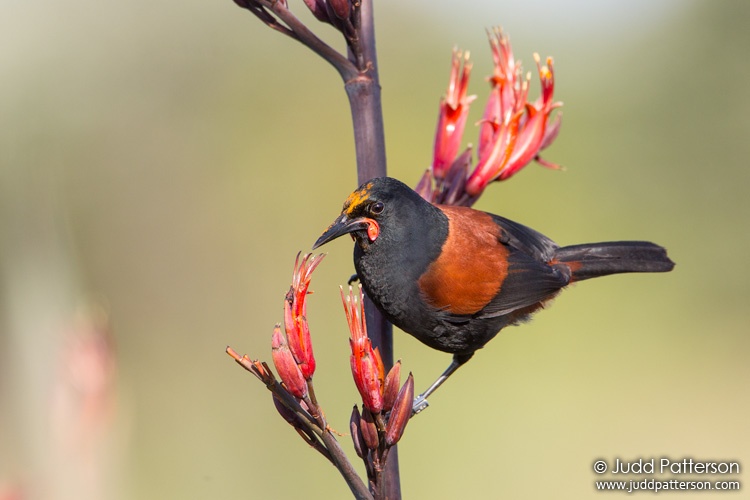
top-left (418, 49), bottom-right (477, 204)
top-left (478, 27), bottom-right (521, 158)
top-left (271, 326), bottom-right (308, 399)
top-left (341, 285), bottom-right (385, 414)
top-left (284, 252), bottom-right (325, 380)
top-left (432, 49), bottom-right (476, 180)
top-left (500, 54), bottom-right (561, 180)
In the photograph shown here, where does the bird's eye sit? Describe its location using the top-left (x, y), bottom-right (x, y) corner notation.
top-left (369, 201), bottom-right (384, 215)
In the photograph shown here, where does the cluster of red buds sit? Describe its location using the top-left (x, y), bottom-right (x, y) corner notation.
top-left (342, 286), bottom-right (414, 491)
top-left (227, 255), bottom-right (412, 498)
top-left (227, 253), bottom-right (332, 458)
top-left (416, 27), bottom-right (563, 207)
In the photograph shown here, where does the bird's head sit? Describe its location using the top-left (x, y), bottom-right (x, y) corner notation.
top-left (313, 177), bottom-right (427, 250)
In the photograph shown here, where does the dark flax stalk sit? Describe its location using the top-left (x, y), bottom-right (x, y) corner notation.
top-left (344, 2), bottom-right (399, 498)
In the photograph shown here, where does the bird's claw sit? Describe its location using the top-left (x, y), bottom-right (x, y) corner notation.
top-left (347, 273), bottom-right (360, 285)
top-left (411, 394), bottom-right (430, 415)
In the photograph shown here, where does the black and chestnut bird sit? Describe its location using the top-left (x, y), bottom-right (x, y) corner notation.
top-left (313, 177), bottom-right (674, 412)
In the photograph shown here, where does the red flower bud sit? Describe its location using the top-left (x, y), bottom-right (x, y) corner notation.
top-left (350, 405), bottom-right (366, 459)
top-left (349, 340), bottom-right (384, 413)
top-left (385, 373), bottom-right (414, 447)
top-left (327, 0), bottom-right (350, 21)
top-left (271, 326), bottom-right (308, 399)
top-left (382, 360), bottom-right (401, 412)
top-left (360, 407), bottom-right (379, 450)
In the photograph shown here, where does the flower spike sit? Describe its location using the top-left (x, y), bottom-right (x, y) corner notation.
top-left (421, 27), bottom-right (562, 206)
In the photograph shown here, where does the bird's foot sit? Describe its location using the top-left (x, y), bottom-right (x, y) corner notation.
top-left (411, 394), bottom-right (430, 415)
top-left (347, 273), bottom-right (360, 285)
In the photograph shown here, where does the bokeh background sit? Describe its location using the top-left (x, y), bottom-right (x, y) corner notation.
top-left (2, 0), bottom-right (748, 498)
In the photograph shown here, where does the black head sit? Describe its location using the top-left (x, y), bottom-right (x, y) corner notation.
top-left (313, 177), bottom-right (437, 250)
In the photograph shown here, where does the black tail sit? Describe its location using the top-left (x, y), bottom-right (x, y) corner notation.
top-left (553, 241), bottom-right (674, 282)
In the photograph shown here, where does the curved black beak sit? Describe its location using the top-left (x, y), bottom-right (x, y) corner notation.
top-left (313, 215), bottom-right (369, 249)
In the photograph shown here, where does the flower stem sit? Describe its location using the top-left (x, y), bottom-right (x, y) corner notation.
top-left (320, 430), bottom-right (374, 500)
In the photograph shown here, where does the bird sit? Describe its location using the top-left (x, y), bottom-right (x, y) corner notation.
top-left (313, 177), bottom-right (674, 412)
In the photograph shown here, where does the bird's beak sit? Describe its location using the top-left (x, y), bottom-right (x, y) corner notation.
top-left (313, 214), bottom-right (371, 249)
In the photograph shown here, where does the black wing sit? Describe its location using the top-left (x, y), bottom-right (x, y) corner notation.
top-left (476, 214), bottom-right (568, 319)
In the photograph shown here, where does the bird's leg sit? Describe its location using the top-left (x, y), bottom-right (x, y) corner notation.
top-left (412, 353), bottom-right (473, 415)
top-left (411, 361), bottom-right (460, 414)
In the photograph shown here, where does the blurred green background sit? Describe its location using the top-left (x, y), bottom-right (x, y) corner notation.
top-left (2, 0), bottom-right (748, 498)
